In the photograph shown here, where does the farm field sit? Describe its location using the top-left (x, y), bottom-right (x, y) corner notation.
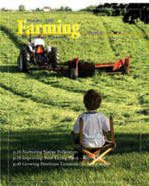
top-left (0, 11), bottom-right (149, 186)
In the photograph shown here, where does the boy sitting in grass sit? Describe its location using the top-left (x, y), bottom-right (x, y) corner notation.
top-left (72, 89), bottom-right (111, 160)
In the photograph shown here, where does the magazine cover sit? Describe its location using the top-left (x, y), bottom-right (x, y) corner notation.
top-left (0, 0), bottom-right (149, 185)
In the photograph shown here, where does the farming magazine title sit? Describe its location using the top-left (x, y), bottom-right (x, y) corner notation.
top-left (0, 0), bottom-right (149, 185)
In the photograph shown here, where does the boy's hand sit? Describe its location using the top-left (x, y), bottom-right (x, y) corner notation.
top-left (105, 139), bottom-right (116, 148)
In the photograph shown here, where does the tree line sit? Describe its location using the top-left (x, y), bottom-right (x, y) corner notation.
top-left (92, 3), bottom-right (149, 24)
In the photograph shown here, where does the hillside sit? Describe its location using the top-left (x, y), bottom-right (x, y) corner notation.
top-left (0, 12), bottom-right (149, 186)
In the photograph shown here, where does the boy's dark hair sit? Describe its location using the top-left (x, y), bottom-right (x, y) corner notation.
top-left (83, 89), bottom-right (102, 110)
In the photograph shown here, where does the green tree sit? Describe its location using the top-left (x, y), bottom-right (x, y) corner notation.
top-left (65, 6), bottom-right (72, 11)
top-left (81, 5), bottom-right (96, 12)
top-left (19, 5), bottom-right (25, 11)
top-left (35, 8), bottom-right (41, 11)
top-left (58, 6), bottom-right (72, 11)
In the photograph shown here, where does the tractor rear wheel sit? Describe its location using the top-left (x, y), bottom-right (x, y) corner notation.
top-left (50, 47), bottom-right (59, 69)
top-left (18, 48), bottom-right (28, 72)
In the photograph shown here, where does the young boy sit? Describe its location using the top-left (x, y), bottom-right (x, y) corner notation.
top-left (72, 89), bottom-right (110, 149)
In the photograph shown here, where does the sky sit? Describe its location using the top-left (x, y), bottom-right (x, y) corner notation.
top-left (0, 0), bottom-right (148, 10)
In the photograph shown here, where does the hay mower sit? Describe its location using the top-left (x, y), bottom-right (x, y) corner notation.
top-left (18, 37), bottom-right (130, 79)
top-left (67, 56), bottom-right (130, 79)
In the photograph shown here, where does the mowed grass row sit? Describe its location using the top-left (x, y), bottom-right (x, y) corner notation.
top-left (0, 86), bottom-right (78, 131)
top-left (0, 12), bottom-right (149, 186)
top-left (101, 17), bottom-right (149, 67)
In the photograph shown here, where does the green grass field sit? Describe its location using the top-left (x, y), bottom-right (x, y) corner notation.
top-left (0, 11), bottom-right (149, 186)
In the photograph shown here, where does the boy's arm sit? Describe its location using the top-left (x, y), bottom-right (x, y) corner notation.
top-left (72, 116), bottom-right (80, 134)
top-left (104, 131), bottom-right (109, 141)
top-left (102, 115), bottom-right (110, 142)
top-left (104, 116), bottom-right (116, 145)
top-left (109, 116), bottom-right (115, 144)
top-left (79, 117), bottom-right (83, 146)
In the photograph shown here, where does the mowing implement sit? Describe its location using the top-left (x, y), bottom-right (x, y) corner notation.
top-left (67, 56), bottom-right (130, 78)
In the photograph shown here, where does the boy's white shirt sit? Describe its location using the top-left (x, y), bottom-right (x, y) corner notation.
top-left (73, 112), bottom-right (110, 148)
